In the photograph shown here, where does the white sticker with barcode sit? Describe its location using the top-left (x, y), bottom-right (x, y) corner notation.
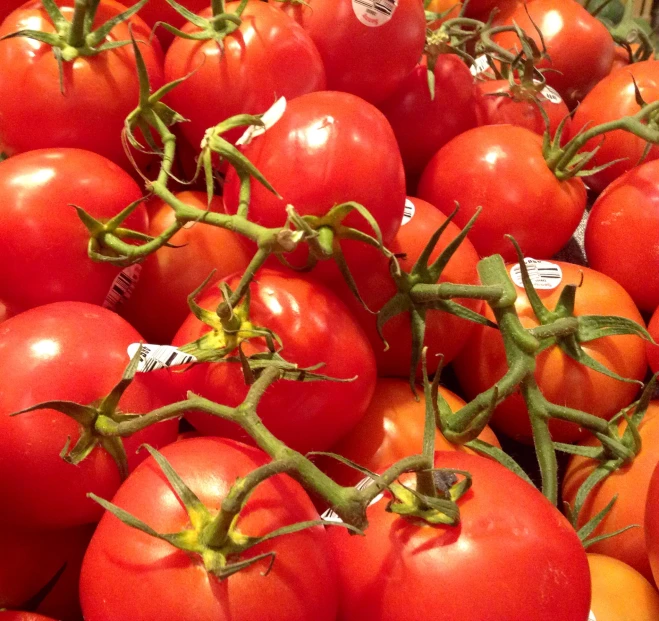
top-left (321, 476), bottom-right (385, 524)
top-left (510, 258), bottom-right (563, 290)
top-left (127, 343), bottom-right (197, 372)
top-left (402, 198), bottom-right (415, 226)
top-left (533, 80), bottom-right (563, 104)
top-left (470, 54), bottom-right (490, 77)
top-left (236, 97), bottom-right (287, 147)
top-left (353, 0), bottom-right (397, 27)
top-left (103, 264), bottom-right (142, 311)
top-left (588, 611), bottom-right (596, 621)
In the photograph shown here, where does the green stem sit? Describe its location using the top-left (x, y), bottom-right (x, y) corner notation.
top-left (211, 0), bottom-right (226, 17)
top-left (411, 283), bottom-right (504, 304)
top-left (69, 0), bottom-right (90, 48)
top-left (528, 317), bottom-right (579, 340)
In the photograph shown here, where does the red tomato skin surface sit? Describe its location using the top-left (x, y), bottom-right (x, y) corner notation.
top-left (329, 451), bottom-right (591, 621)
top-left (0, 0), bottom-right (164, 173)
top-left (493, 0), bottom-right (614, 107)
top-left (172, 269), bottom-right (377, 454)
top-left (0, 149), bottom-right (147, 314)
top-left (80, 437), bottom-right (338, 621)
top-left (572, 61), bottom-right (659, 194)
top-left (648, 307), bottom-right (659, 374)
top-left (585, 158), bottom-right (659, 312)
top-left (0, 0), bottom-right (28, 24)
top-left (0, 614), bottom-right (59, 621)
top-left (120, 191), bottom-right (252, 343)
top-left (164, 1), bottom-right (326, 151)
top-left (646, 459), bottom-right (659, 586)
top-left (273, 0), bottom-right (426, 105)
top-left (224, 91), bottom-right (406, 247)
top-left (417, 125), bottom-right (587, 261)
top-left (454, 262), bottom-right (647, 444)
top-left (378, 55), bottom-right (479, 184)
top-left (0, 302), bottom-right (178, 529)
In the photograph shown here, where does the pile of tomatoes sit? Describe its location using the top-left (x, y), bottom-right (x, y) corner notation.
top-left (2, 0), bottom-right (659, 620)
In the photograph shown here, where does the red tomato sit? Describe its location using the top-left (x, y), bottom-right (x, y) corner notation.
top-left (134, 0), bottom-right (210, 48)
top-left (0, 614), bottom-right (59, 621)
top-left (493, 0), bottom-right (614, 107)
top-left (572, 61), bottom-right (659, 194)
top-left (120, 191), bottom-right (252, 344)
top-left (646, 459), bottom-right (659, 585)
top-left (329, 451), bottom-right (591, 621)
top-left (0, 302), bottom-right (178, 529)
top-left (164, 1), bottom-right (325, 151)
top-left (454, 262), bottom-right (647, 443)
top-left (585, 159), bottom-right (659, 312)
top-left (273, 0), bottom-right (426, 105)
top-left (223, 91), bottom-right (406, 248)
top-left (564, 403), bottom-right (659, 582)
top-left (378, 55), bottom-right (479, 186)
top-left (647, 307), bottom-right (659, 374)
top-left (80, 437), bottom-right (339, 621)
top-left (0, 0), bottom-right (27, 24)
top-left (0, 0), bottom-right (164, 173)
top-left (0, 149), bottom-right (147, 314)
top-left (172, 269), bottom-right (377, 454)
top-left (417, 125), bottom-right (587, 261)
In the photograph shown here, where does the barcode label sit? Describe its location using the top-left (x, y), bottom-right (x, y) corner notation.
top-left (510, 258), bottom-right (563, 290)
top-left (127, 343), bottom-right (197, 373)
top-left (470, 54), bottom-right (491, 77)
top-left (353, 0), bottom-right (398, 27)
top-left (402, 198), bottom-right (415, 226)
top-left (103, 264), bottom-right (142, 311)
top-left (540, 84), bottom-right (562, 104)
top-left (236, 97), bottom-right (287, 147)
top-left (589, 612), bottom-right (596, 621)
top-left (321, 476), bottom-right (385, 524)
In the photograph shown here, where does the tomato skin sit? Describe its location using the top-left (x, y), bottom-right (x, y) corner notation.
top-left (563, 402), bottom-right (659, 582)
top-left (164, 1), bottom-right (325, 151)
top-left (224, 91), bottom-right (406, 247)
top-left (647, 307), bottom-right (659, 374)
top-left (646, 459), bottom-right (659, 586)
top-left (425, 0), bottom-right (462, 26)
top-left (585, 159), bottom-right (659, 312)
top-left (0, 614), bottom-right (59, 621)
top-left (120, 192), bottom-right (252, 344)
top-left (0, 302), bottom-right (178, 530)
top-left (80, 437), bottom-right (338, 621)
top-left (0, 0), bottom-right (27, 24)
top-left (417, 125), bottom-right (587, 261)
top-left (0, 149), bottom-right (147, 314)
top-left (172, 269), bottom-right (377, 454)
top-left (273, 0), bottom-right (426, 105)
top-left (454, 262), bottom-right (647, 444)
top-left (329, 451), bottom-right (591, 621)
top-left (0, 0), bottom-right (164, 173)
top-left (572, 61), bottom-right (659, 194)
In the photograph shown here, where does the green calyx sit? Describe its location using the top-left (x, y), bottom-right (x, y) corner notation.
top-left (159, 0), bottom-right (248, 44)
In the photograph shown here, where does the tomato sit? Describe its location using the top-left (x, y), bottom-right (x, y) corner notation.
top-left (426, 0), bottom-right (462, 27)
top-left (0, 614), bottom-right (59, 621)
top-left (646, 458), bottom-right (659, 585)
top-left (0, 0), bottom-right (27, 24)
top-left (378, 55), bottom-right (479, 186)
top-left (572, 60), bottom-right (659, 194)
top-left (454, 261), bottom-right (647, 443)
top-left (0, 149), bottom-right (147, 314)
top-left (134, 0), bottom-right (210, 48)
top-left (585, 159), bottom-right (659, 312)
top-left (80, 437), bottom-right (338, 621)
top-left (0, 0), bottom-right (164, 173)
top-left (172, 269), bottom-right (377, 454)
top-left (273, 0), bottom-right (426, 105)
top-left (588, 554), bottom-right (659, 621)
top-left (164, 1), bottom-right (325, 151)
top-left (321, 378), bottom-right (501, 487)
top-left (223, 91), bottom-right (406, 248)
top-left (0, 302), bottom-right (178, 530)
top-left (462, 0), bottom-right (517, 18)
top-left (647, 306), bottom-right (659, 374)
top-left (120, 191), bottom-right (252, 344)
top-left (328, 451), bottom-right (591, 621)
top-left (493, 0), bottom-right (614, 107)
top-left (563, 402), bottom-right (659, 582)
top-left (417, 125), bottom-right (587, 261)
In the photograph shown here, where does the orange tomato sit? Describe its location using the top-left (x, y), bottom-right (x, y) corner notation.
top-left (426, 0), bottom-right (462, 27)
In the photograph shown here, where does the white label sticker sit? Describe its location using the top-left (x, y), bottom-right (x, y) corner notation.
top-left (510, 258), bottom-right (563, 290)
top-left (588, 612), bottom-right (597, 621)
top-left (352, 0), bottom-right (397, 27)
top-left (236, 97), bottom-right (287, 147)
top-left (103, 264), bottom-right (142, 311)
top-left (321, 476), bottom-right (385, 523)
top-left (470, 54), bottom-right (491, 77)
top-left (402, 198), bottom-right (415, 226)
top-left (127, 343), bottom-right (197, 373)
top-left (533, 80), bottom-right (563, 104)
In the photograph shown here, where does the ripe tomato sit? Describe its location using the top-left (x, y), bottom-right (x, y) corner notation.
top-left (0, 149), bottom-right (147, 314)
top-left (426, 0), bottom-right (462, 27)
top-left (585, 157), bottom-right (659, 313)
top-left (328, 451), bottom-right (591, 621)
top-left (321, 378), bottom-right (501, 487)
top-left (646, 459), bottom-right (659, 585)
top-left (417, 125), bottom-right (587, 261)
top-left (572, 61), bottom-right (659, 194)
top-left (647, 307), bottom-right (659, 374)
top-left (134, 0), bottom-right (209, 48)
top-left (80, 437), bottom-right (339, 621)
top-left (171, 269), bottom-right (377, 454)
top-left (0, 0), bottom-right (164, 173)
top-left (164, 1), bottom-right (325, 151)
top-left (0, 614), bottom-right (59, 621)
top-left (273, 0), bottom-right (426, 105)
top-left (0, 0), bottom-right (27, 24)
top-left (454, 261), bottom-right (647, 443)
top-left (0, 302), bottom-right (178, 530)
top-left (588, 554), bottom-right (659, 621)
top-left (223, 91), bottom-right (406, 248)
top-left (120, 191), bottom-right (251, 344)
top-left (563, 402), bottom-right (659, 582)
